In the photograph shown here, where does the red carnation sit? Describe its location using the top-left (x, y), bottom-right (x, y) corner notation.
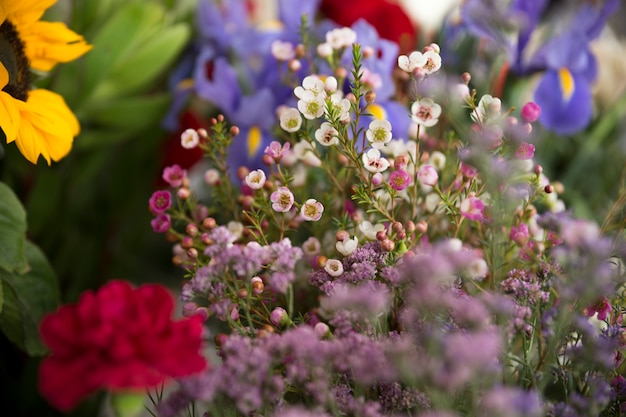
top-left (38, 280), bottom-right (207, 411)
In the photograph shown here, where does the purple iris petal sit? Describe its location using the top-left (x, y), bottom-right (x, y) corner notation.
top-left (196, 0), bottom-right (249, 50)
top-left (534, 69), bottom-right (592, 135)
top-left (278, 0), bottom-right (321, 35)
top-left (194, 55), bottom-right (241, 117)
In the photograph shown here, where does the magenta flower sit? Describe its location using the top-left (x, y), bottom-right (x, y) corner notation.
top-left (584, 296), bottom-right (612, 321)
top-left (417, 164), bottom-right (439, 186)
top-left (521, 102), bottom-right (541, 123)
top-left (514, 142), bottom-right (535, 160)
top-left (460, 193), bottom-right (485, 221)
top-left (264, 141), bottom-right (291, 162)
top-left (149, 190), bottom-right (172, 214)
top-left (162, 164), bottom-right (187, 188)
top-left (270, 187), bottom-right (295, 212)
top-left (151, 214), bottom-right (171, 233)
top-left (509, 224), bottom-right (530, 246)
top-left (389, 169), bottom-right (411, 191)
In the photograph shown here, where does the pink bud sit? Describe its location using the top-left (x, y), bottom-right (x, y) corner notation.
top-left (521, 102), bottom-right (541, 123)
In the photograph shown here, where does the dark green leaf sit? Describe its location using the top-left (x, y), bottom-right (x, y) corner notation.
top-left (0, 182), bottom-right (27, 273)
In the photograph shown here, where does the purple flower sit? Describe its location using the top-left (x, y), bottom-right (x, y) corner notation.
top-left (479, 386), bottom-right (543, 417)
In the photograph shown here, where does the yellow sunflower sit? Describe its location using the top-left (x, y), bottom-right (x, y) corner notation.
top-left (0, 0), bottom-right (91, 164)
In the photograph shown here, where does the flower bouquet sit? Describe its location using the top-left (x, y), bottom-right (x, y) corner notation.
top-left (31, 0), bottom-right (626, 416)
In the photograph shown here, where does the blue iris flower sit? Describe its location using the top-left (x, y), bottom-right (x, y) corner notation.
top-left (461, 0), bottom-right (619, 135)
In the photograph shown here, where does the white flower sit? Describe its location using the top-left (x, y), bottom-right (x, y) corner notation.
top-left (362, 148), bottom-right (390, 173)
top-left (204, 168), bottom-right (220, 185)
top-left (181, 128), bottom-right (200, 149)
top-left (271, 40), bottom-right (295, 61)
top-left (359, 220), bottom-right (386, 240)
top-left (324, 258), bottom-right (344, 277)
top-left (325, 27), bottom-right (357, 49)
top-left (466, 258), bottom-right (488, 281)
top-left (471, 94), bottom-right (502, 124)
top-left (429, 151), bottom-right (446, 171)
top-left (424, 192), bottom-right (442, 213)
top-left (295, 76), bottom-right (325, 97)
top-left (366, 119), bottom-right (392, 149)
top-left (315, 122), bottom-right (340, 146)
top-left (300, 199), bottom-right (324, 221)
top-left (397, 51), bottom-right (426, 73)
top-left (297, 91), bottom-right (326, 120)
top-left (422, 50), bottom-right (442, 74)
top-left (336, 236), bottom-right (358, 256)
top-left (227, 221), bottom-right (244, 242)
top-left (324, 76), bottom-right (338, 93)
top-left (417, 164), bottom-right (439, 186)
top-left (279, 107), bottom-right (302, 132)
top-left (293, 140), bottom-right (322, 166)
top-left (244, 169), bottom-right (266, 190)
top-left (302, 236), bottom-right (321, 257)
top-left (317, 42), bottom-right (333, 58)
top-left (326, 92), bottom-right (351, 122)
top-left (270, 186), bottom-right (295, 212)
top-left (411, 98), bottom-right (441, 127)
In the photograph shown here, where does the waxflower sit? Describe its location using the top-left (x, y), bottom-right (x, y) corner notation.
top-left (397, 51), bottom-right (426, 73)
top-left (326, 93), bottom-right (352, 122)
top-left (336, 236), bottom-right (359, 257)
top-left (151, 213), bottom-right (171, 233)
top-left (359, 220), bottom-right (386, 240)
top-left (244, 169), bottom-right (266, 190)
top-left (324, 259), bottom-right (344, 277)
top-left (366, 119), bottom-right (393, 149)
top-left (411, 98), bottom-right (442, 127)
top-left (315, 122), bottom-right (340, 146)
top-left (472, 94), bottom-right (502, 125)
top-left (279, 107), bottom-right (303, 132)
top-left (162, 164), bottom-right (187, 188)
top-left (38, 280), bottom-right (206, 411)
top-left (417, 164), bottom-right (439, 186)
top-left (181, 128), bottom-right (200, 149)
top-left (325, 27), bottom-right (357, 49)
top-left (514, 142), bottom-right (535, 160)
top-left (362, 148), bottom-right (390, 173)
top-left (300, 199), bottom-right (324, 221)
top-left (389, 169), bottom-right (411, 191)
top-left (264, 141), bottom-right (290, 162)
top-left (271, 40), bottom-right (295, 61)
top-left (270, 187), bottom-right (295, 212)
top-left (149, 190), bottom-right (172, 214)
top-left (422, 49), bottom-right (442, 75)
top-left (460, 193), bottom-right (486, 221)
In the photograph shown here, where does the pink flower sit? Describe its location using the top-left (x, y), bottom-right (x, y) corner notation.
top-left (514, 142), bottom-right (535, 160)
top-left (38, 280), bottom-right (207, 411)
top-left (410, 98), bottom-right (441, 127)
top-left (300, 199), bottom-right (324, 221)
top-left (509, 224), bottom-right (530, 246)
top-left (162, 164), bottom-right (187, 188)
top-left (151, 213), bottom-right (171, 233)
top-left (264, 141), bottom-right (290, 162)
top-left (149, 190), bottom-right (172, 214)
top-left (584, 297), bottom-right (612, 321)
top-left (389, 169), bottom-right (411, 190)
top-left (417, 164), bottom-right (439, 186)
top-left (521, 101), bottom-right (541, 123)
top-left (270, 187), bottom-right (295, 212)
top-left (460, 193), bottom-right (485, 221)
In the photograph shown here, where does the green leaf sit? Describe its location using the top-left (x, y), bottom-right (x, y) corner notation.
top-left (82, 94), bottom-right (172, 129)
top-left (110, 392), bottom-right (146, 417)
top-left (82, 2), bottom-right (167, 99)
top-left (92, 23), bottom-right (190, 99)
top-left (0, 241), bottom-right (59, 356)
top-left (0, 182), bottom-right (27, 273)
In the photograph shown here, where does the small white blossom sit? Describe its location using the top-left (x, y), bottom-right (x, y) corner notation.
top-left (326, 93), bottom-right (351, 122)
top-left (424, 192), bottom-right (442, 213)
top-left (244, 169), bottom-right (266, 190)
top-left (298, 92), bottom-right (326, 120)
top-left (302, 236), bottom-right (321, 257)
top-left (422, 50), bottom-right (442, 74)
top-left (227, 221), bottom-right (244, 242)
top-left (359, 220), bottom-right (386, 241)
top-left (204, 168), bottom-right (220, 185)
top-left (317, 42), bottom-right (333, 58)
top-left (293, 140), bottom-right (322, 166)
top-left (429, 151), bottom-right (447, 171)
top-left (466, 258), bottom-right (489, 281)
top-left (300, 199), bottom-right (324, 221)
top-left (362, 148), bottom-right (390, 173)
top-left (324, 258), bottom-right (344, 277)
top-left (411, 98), bottom-right (441, 127)
top-left (294, 76), bottom-right (326, 99)
top-left (336, 236), bottom-right (358, 256)
top-left (471, 94), bottom-right (502, 124)
top-left (366, 119), bottom-right (392, 149)
top-left (398, 51), bottom-right (426, 73)
top-left (324, 76), bottom-right (338, 93)
top-left (315, 122), bottom-right (340, 146)
top-left (271, 40), bottom-right (295, 61)
top-left (181, 128), bottom-right (200, 149)
top-left (325, 27), bottom-right (357, 49)
top-left (279, 107), bottom-right (302, 132)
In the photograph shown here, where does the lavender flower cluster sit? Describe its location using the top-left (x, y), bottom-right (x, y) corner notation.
top-left (148, 1), bottom-right (626, 416)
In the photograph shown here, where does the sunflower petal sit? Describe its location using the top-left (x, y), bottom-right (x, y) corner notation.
top-left (6, 0), bottom-right (57, 28)
top-left (13, 89), bottom-right (78, 164)
top-left (21, 21), bottom-right (93, 72)
top-left (0, 92), bottom-right (21, 143)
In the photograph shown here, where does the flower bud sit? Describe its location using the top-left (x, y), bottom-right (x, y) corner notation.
top-left (186, 223), bottom-right (198, 237)
top-left (181, 236), bottom-right (194, 250)
top-left (365, 90), bottom-right (376, 104)
top-left (251, 276), bottom-right (264, 295)
top-left (381, 238), bottom-right (395, 252)
top-left (177, 188), bottom-right (191, 200)
top-left (521, 101), bottom-right (541, 123)
top-left (336, 230), bottom-right (350, 242)
top-left (544, 184), bottom-right (554, 194)
top-left (229, 126), bottom-right (240, 137)
top-left (202, 217), bottom-right (217, 230)
top-left (416, 221), bottom-right (428, 234)
top-left (314, 322), bottom-right (331, 339)
top-left (376, 230), bottom-right (387, 241)
top-left (270, 307), bottom-right (292, 327)
top-left (187, 248), bottom-right (198, 259)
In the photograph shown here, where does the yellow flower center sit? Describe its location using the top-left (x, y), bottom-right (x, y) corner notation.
top-left (0, 20), bottom-right (30, 101)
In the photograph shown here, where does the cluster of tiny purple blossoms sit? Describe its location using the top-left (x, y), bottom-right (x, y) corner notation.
top-left (145, 13), bottom-right (626, 417)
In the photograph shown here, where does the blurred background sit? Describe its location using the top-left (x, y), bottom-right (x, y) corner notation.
top-left (0, 0), bottom-right (624, 415)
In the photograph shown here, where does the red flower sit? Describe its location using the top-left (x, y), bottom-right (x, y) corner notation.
top-left (38, 280), bottom-right (207, 411)
top-left (320, 0), bottom-right (417, 52)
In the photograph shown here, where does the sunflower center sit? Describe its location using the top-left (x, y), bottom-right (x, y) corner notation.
top-left (0, 20), bottom-right (30, 101)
